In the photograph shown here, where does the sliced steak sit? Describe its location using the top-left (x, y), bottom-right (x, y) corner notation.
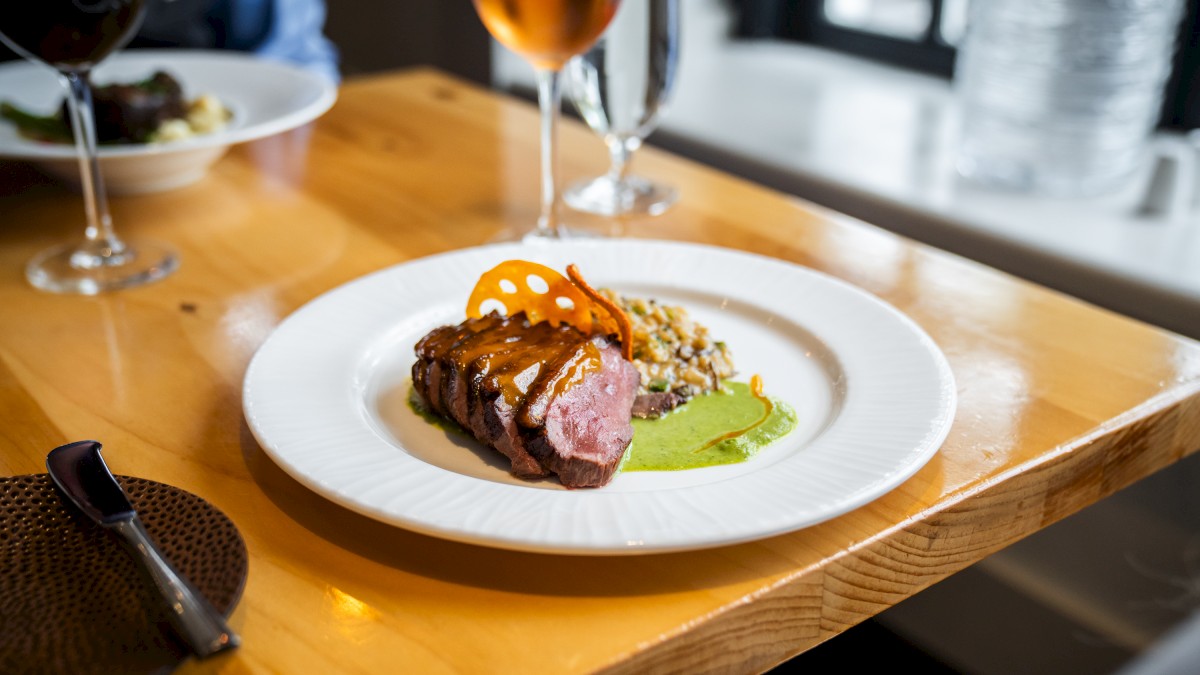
top-left (476, 380), bottom-right (545, 478)
top-left (468, 320), bottom-right (583, 479)
top-left (413, 313), bottom-right (554, 478)
top-left (412, 314), bottom-right (500, 416)
top-left (411, 313), bottom-right (637, 487)
top-left (440, 314), bottom-right (528, 429)
top-left (521, 336), bottom-right (639, 488)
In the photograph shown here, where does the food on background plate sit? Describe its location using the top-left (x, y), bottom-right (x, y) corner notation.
top-left (410, 260), bottom-right (797, 488)
top-left (0, 70), bottom-right (231, 144)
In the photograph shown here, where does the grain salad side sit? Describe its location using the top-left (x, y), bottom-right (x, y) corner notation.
top-left (599, 288), bottom-right (735, 403)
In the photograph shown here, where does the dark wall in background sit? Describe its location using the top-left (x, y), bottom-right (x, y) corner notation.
top-left (1161, 0), bottom-right (1200, 129)
top-left (323, 2), bottom-right (491, 84)
top-left (0, 2), bottom-right (494, 85)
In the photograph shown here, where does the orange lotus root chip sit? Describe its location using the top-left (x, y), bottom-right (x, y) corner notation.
top-left (466, 260), bottom-right (594, 331)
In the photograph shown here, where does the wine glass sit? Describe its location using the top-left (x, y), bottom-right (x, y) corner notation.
top-left (0, 0), bottom-right (177, 294)
top-left (472, 0), bottom-right (621, 240)
top-left (565, 0), bottom-right (679, 217)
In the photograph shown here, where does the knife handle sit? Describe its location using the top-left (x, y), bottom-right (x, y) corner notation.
top-left (112, 517), bottom-right (241, 658)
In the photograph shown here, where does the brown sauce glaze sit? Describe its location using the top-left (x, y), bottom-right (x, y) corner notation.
top-left (416, 311), bottom-right (611, 435)
top-left (446, 315), bottom-right (531, 374)
top-left (414, 313), bottom-right (498, 358)
top-left (413, 314), bottom-right (503, 415)
top-left (517, 337), bottom-right (603, 429)
top-left (475, 319), bottom-right (587, 407)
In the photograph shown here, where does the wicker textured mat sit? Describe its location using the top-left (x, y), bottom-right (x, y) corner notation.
top-left (0, 474), bottom-right (247, 674)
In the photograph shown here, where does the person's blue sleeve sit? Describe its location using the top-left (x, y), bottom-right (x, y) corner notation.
top-left (216, 0), bottom-right (340, 83)
top-left (259, 0), bottom-right (340, 83)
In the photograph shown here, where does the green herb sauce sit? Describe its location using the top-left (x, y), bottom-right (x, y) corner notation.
top-left (624, 382), bottom-right (797, 472)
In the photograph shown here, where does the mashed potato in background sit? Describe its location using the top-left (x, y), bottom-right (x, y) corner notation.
top-left (151, 94), bottom-right (232, 142)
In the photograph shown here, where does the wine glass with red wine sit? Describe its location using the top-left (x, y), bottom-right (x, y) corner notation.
top-left (0, 0), bottom-right (177, 294)
top-left (472, 0), bottom-right (621, 240)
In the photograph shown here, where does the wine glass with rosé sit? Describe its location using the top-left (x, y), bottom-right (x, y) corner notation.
top-left (0, 0), bottom-right (177, 294)
top-left (472, 0), bottom-right (622, 240)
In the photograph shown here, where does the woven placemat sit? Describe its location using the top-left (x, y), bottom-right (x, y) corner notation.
top-left (0, 474), bottom-right (248, 674)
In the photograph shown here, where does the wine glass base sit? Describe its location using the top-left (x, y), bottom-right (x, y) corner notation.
top-left (564, 175), bottom-right (678, 217)
top-left (521, 225), bottom-right (608, 243)
top-left (485, 223), bottom-right (610, 244)
top-left (27, 240), bottom-right (179, 295)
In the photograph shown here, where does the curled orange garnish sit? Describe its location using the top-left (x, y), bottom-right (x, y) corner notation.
top-left (750, 373), bottom-right (764, 397)
top-left (566, 264), bottom-right (633, 361)
top-left (466, 260), bottom-right (594, 331)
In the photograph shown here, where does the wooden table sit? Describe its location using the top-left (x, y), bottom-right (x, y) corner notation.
top-left (2, 68), bottom-right (1199, 674)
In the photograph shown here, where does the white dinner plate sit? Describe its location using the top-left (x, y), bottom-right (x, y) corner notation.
top-left (243, 240), bottom-right (957, 555)
top-left (0, 50), bottom-right (337, 192)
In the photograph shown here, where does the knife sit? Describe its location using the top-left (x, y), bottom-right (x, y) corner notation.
top-left (46, 440), bottom-right (240, 658)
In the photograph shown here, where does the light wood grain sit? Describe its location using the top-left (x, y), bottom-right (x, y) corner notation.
top-left (1, 68), bottom-right (1199, 674)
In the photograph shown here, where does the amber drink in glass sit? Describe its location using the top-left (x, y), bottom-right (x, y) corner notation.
top-left (473, 0), bottom-right (621, 239)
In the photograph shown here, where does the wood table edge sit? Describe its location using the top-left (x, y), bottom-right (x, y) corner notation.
top-left (595, 383), bottom-right (1200, 674)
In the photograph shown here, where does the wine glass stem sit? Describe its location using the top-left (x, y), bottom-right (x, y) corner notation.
top-left (535, 67), bottom-right (563, 238)
top-left (606, 135), bottom-right (638, 185)
top-left (62, 71), bottom-right (126, 263)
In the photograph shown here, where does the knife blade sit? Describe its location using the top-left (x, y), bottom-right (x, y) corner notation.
top-left (46, 440), bottom-right (240, 658)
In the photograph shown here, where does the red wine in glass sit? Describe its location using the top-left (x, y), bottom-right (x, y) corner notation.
top-left (0, 0), bottom-right (146, 69)
top-left (0, 0), bottom-right (179, 294)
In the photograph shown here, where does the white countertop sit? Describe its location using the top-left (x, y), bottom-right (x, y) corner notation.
top-left (493, 0), bottom-right (1200, 340)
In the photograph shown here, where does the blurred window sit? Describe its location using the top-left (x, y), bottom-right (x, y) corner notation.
top-left (731, 0), bottom-right (1198, 129)
top-left (732, 0), bottom-right (959, 76)
top-left (824, 0), bottom-right (934, 41)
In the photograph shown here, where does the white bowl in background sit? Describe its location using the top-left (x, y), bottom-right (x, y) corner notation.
top-left (0, 49), bottom-right (338, 194)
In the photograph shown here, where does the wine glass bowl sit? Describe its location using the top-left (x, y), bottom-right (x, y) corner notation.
top-left (0, 0), bottom-right (144, 70)
top-left (473, 0), bottom-right (620, 71)
top-left (0, 0), bottom-right (178, 294)
top-left (472, 0), bottom-right (621, 240)
top-left (565, 0), bottom-right (680, 217)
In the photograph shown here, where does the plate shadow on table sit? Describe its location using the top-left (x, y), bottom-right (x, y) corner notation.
top-left (238, 420), bottom-right (946, 601)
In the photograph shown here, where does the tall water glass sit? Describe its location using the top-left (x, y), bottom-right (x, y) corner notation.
top-left (0, 0), bottom-right (178, 294)
top-left (565, 0), bottom-right (680, 217)
top-left (473, 0), bottom-right (621, 240)
top-left (955, 0), bottom-right (1186, 197)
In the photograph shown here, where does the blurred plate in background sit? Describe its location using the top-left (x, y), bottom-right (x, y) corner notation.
top-left (0, 49), bottom-right (337, 193)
